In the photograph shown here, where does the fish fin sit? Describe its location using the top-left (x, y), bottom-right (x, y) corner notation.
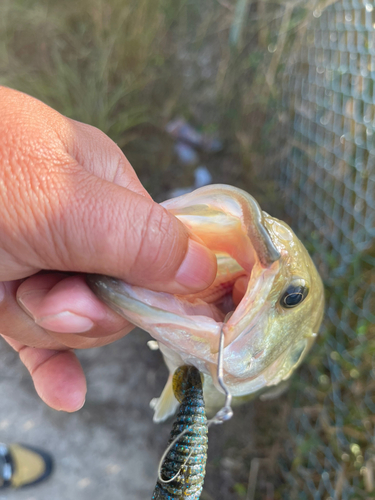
top-left (150, 375), bottom-right (179, 423)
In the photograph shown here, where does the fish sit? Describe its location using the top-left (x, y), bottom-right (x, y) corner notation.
top-left (152, 365), bottom-right (207, 500)
top-left (87, 184), bottom-right (324, 422)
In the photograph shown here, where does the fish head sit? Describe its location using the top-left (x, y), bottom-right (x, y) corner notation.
top-left (220, 212), bottom-right (324, 396)
top-left (87, 184), bottom-right (324, 401)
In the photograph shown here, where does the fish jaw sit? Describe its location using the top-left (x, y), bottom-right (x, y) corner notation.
top-left (87, 185), bottom-right (283, 371)
top-left (222, 335), bottom-right (316, 397)
top-left (222, 259), bottom-right (280, 347)
top-left (215, 218), bottom-right (325, 396)
top-left (87, 184), bottom-right (324, 418)
top-left (87, 274), bottom-right (222, 364)
top-left (161, 184), bottom-right (280, 271)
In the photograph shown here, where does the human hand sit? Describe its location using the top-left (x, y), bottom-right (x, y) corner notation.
top-left (0, 87), bottom-right (217, 412)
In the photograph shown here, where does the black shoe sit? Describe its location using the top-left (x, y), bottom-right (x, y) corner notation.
top-left (0, 443), bottom-right (53, 489)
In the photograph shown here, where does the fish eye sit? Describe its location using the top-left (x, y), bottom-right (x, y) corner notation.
top-left (280, 279), bottom-right (309, 308)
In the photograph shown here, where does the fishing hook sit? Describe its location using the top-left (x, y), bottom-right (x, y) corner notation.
top-left (210, 314), bottom-right (234, 423)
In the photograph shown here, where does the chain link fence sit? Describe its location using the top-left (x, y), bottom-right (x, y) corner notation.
top-left (278, 0), bottom-right (375, 497)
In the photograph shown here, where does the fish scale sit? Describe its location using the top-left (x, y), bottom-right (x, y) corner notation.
top-left (152, 366), bottom-right (208, 500)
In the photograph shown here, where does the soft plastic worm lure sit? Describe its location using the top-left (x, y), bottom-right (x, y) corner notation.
top-left (152, 365), bottom-right (208, 500)
top-left (152, 321), bottom-right (234, 499)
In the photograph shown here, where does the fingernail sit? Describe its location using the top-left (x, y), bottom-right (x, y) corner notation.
top-left (0, 283), bottom-right (5, 303)
top-left (18, 290), bottom-right (49, 319)
top-left (36, 312), bottom-right (94, 333)
top-left (76, 398), bottom-right (86, 411)
top-left (68, 395), bottom-right (86, 412)
top-left (175, 239), bottom-right (217, 291)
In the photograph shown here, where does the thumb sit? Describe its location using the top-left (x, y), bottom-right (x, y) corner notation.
top-left (36, 168), bottom-right (217, 294)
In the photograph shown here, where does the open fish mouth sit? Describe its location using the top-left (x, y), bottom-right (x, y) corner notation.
top-left (88, 185), bottom-right (324, 418)
top-left (175, 262), bottom-right (249, 322)
top-left (87, 185), bottom-right (281, 350)
top-left (166, 185), bottom-right (281, 321)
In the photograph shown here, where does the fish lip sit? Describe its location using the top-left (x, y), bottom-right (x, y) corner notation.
top-left (86, 273), bottom-right (111, 297)
top-left (241, 197), bottom-right (281, 267)
top-left (162, 184), bottom-right (281, 268)
top-left (254, 219), bottom-right (281, 266)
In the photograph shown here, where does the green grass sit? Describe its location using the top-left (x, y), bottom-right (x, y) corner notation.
top-left (0, 0), bottom-right (175, 138)
top-left (0, 0), bottom-right (289, 198)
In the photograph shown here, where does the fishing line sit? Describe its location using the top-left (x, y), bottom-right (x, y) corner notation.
top-left (157, 319), bottom-right (234, 483)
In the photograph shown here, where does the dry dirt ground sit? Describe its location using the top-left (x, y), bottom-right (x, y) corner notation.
top-left (0, 328), bottom-right (255, 500)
